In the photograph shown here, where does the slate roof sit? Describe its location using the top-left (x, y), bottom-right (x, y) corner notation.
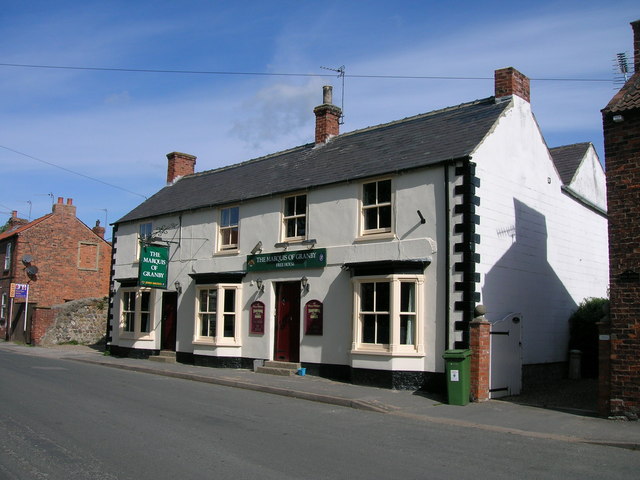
top-left (117, 96), bottom-right (512, 224)
top-left (0, 214), bottom-right (52, 242)
top-left (549, 142), bottom-right (591, 185)
top-left (603, 72), bottom-right (640, 112)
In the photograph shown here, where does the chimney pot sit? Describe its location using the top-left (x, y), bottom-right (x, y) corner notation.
top-left (92, 219), bottom-right (106, 239)
top-left (11, 210), bottom-right (17, 218)
top-left (67, 198), bottom-right (73, 205)
top-left (494, 67), bottom-right (530, 103)
top-left (323, 85), bottom-right (333, 104)
top-left (57, 197), bottom-right (64, 204)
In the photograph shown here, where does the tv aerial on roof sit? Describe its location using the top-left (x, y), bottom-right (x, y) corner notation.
top-left (320, 65), bottom-right (346, 125)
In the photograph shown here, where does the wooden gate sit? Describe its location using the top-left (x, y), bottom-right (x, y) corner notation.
top-left (490, 313), bottom-right (522, 398)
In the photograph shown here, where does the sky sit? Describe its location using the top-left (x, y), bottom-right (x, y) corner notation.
top-left (1, 1), bottom-right (638, 241)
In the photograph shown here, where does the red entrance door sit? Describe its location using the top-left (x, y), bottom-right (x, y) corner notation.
top-left (161, 292), bottom-right (177, 351)
top-left (274, 282), bottom-right (301, 362)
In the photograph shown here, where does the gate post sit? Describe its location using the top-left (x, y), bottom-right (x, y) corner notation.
top-left (470, 305), bottom-right (490, 402)
top-left (597, 310), bottom-right (611, 417)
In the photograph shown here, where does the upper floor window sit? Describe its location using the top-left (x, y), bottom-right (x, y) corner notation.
top-left (4, 242), bottom-right (12, 271)
top-left (137, 222), bottom-right (153, 260)
top-left (194, 284), bottom-right (241, 345)
top-left (120, 288), bottom-right (153, 338)
top-left (352, 275), bottom-right (423, 355)
top-left (283, 194), bottom-right (307, 240)
top-left (361, 179), bottom-right (392, 235)
top-left (219, 206), bottom-right (239, 251)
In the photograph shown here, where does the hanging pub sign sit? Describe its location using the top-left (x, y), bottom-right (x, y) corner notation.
top-left (247, 248), bottom-right (326, 272)
top-left (250, 301), bottom-right (266, 334)
top-left (138, 245), bottom-right (169, 289)
top-left (304, 299), bottom-right (323, 335)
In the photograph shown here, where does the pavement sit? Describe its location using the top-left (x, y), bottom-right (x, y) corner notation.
top-left (2, 341), bottom-right (639, 451)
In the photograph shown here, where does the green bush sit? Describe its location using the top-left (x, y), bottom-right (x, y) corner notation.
top-left (568, 297), bottom-right (608, 378)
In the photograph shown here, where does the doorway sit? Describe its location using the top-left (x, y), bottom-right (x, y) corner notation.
top-left (274, 281), bottom-right (301, 362)
top-left (161, 292), bottom-right (178, 351)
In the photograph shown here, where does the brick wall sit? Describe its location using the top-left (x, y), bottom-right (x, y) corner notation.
top-left (12, 210), bottom-right (111, 309)
top-left (603, 98), bottom-right (640, 419)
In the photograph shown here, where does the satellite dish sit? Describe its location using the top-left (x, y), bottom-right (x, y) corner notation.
top-left (26, 265), bottom-right (39, 276)
top-left (22, 254), bottom-right (33, 265)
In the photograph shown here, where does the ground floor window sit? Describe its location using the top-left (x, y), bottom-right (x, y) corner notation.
top-left (352, 275), bottom-right (424, 355)
top-left (120, 288), bottom-right (153, 338)
top-left (1, 292), bottom-right (7, 321)
top-left (194, 284), bottom-right (241, 345)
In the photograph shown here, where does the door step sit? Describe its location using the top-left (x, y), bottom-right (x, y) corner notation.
top-left (255, 360), bottom-right (301, 376)
top-left (149, 350), bottom-right (177, 364)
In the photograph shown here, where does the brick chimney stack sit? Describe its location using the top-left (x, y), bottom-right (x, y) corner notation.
top-left (494, 67), bottom-right (530, 103)
top-left (8, 210), bottom-right (28, 228)
top-left (632, 19), bottom-right (640, 73)
top-left (52, 197), bottom-right (76, 216)
top-left (92, 220), bottom-right (106, 239)
top-left (166, 152), bottom-right (197, 184)
top-left (313, 86), bottom-right (342, 145)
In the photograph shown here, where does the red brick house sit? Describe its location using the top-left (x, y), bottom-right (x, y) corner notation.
top-left (0, 197), bottom-right (112, 344)
top-left (600, 19), bottom-right (640, 419)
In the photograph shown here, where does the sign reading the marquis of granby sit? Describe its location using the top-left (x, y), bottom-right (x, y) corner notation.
top-left (304, 299), bottom-right (323, 335)
top-left (247, 248), bottom-right (327, 272)
top-left (138, 245), bottom-right (169, 289)
top-left (250, 301), bottom-right (265, 335)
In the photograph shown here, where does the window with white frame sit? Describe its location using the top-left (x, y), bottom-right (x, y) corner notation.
top-left (120, 288), bottom-right (153, 337)
top-left (283, 194), bottom-right (307, 240)
top-left (219, 207), bottom-right (239, 251)
top-left (361, 179), bottom-right (392, 235)
top-left (136, 222), bottom-right (153, 259)
top-left (1, 292), bottom-right (7, 321)
top-left (352, 275), bottom-right (423, 355)
top-left (4, 242), bottom-right (12, 271)
top-left (194, 284), bottom-right (240, 344)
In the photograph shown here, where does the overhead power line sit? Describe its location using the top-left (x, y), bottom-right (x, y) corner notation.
top-left (0, 62), bottom-right (611, 83)
top-left (0, 145), bottom-right (148, 200)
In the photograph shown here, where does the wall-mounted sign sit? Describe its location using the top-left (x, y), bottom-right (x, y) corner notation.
top-left (11, 283), bottom-right (28, 299)
top-left (138, 245), bottom-right (169, 289)
top-left (247, 248), bottom-right (326, 272)
top-left (304, 299), bottom-right (323, 335)
top-left (250, 301), bottom-right (265, 334)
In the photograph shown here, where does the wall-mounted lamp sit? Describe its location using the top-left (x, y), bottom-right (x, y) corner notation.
top-left (256, 278), bottom-right (264, 293)
top-left (613, 114), bottom-right (624, 123)
top-left (417, 210), bottom-right (426, 225)
top-left (174, 280), bottom-right (182, 295)
top-left (301, 239), bottom-right (317, 248)
top-left (274, 241), bottom-right (289, 250)
top-left (251, 241), bottom-right (263, 255)
top-left (301, 276), bottom-right (309, 293)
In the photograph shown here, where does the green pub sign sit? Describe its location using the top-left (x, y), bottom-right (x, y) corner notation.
top-left (247, 248), bottom-right (326, 272)
top-left (139, 245), bottom-right (169, 289)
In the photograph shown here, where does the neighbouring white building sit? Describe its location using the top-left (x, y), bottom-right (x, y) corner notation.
top-left (107, 67), bottom-right (608, 391)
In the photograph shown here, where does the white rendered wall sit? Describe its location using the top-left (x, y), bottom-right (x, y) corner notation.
top-left (111, 166), bottom-right (449, 373)
top-left (473, 97), bottom-right (609, 365)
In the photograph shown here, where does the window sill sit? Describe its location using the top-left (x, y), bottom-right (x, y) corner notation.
top-left (193, 339), bottom-right (241, 347)
top-left (355, 232), bottom-right (396, 243)
top-left (214, 250), bottom-right (239, 257)
top-left (351, 347), bottom-right (424, 357)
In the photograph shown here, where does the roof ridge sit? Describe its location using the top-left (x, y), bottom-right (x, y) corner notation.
top-left (179, 96), bottom-right (497, 182)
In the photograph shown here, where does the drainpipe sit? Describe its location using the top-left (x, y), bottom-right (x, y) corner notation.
top-left (444, 163), bottom-right (451, 351)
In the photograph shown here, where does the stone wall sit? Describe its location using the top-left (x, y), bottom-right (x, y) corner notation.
top-left (37, 297), bottom-right (108, 346)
